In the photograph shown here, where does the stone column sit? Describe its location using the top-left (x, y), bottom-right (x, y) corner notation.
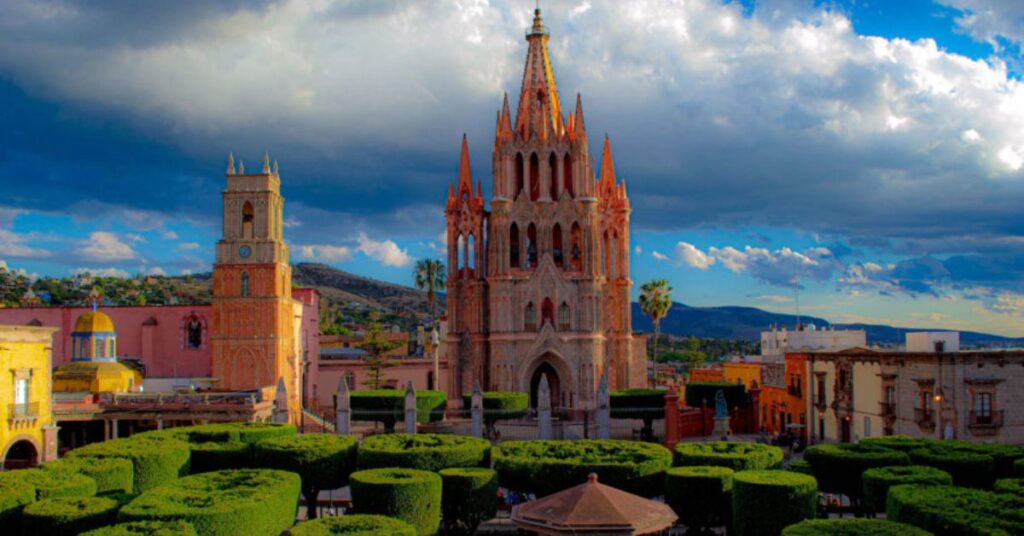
top-left (538, 375), bottom-right (552, 440)
top-left (471, 382), bottom-right (483, 438)
top-left (596, 373), bottom-right (610, 440)
top-left (273, 377), bottom-right (290, 424)
top-left (336, 377), bottom-right (350, 435)
top-left (404, 381), bottom-right (417, 434)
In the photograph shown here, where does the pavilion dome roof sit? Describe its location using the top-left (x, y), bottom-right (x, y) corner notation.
top-left (73, 311), bottom-right (115, 334)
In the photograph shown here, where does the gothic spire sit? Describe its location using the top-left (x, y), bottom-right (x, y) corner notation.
top-left (498, 92), bottom-right (513, 140)
top-left (599, 135), bottom-right (616, 190)
top-left (262, 152), bottom-right (271, 174)
top-left (514, 7), bottom-right (564, 140)
top-left (226, 153), bottom-right (236, 175)
top-left (457, 134), bottom-right (473, 198)
top-left (573, 93), bottom-right (586, 139)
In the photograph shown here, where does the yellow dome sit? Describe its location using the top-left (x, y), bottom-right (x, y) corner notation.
top-left (53, 360), bottom-right (141, 393)
top-left (73, 311), bottom-right (115, 333)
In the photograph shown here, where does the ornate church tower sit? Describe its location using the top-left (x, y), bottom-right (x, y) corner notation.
top-left (446, 8), bottom-right (644, 406)
top-left (211, 153), bottom-right (298, 419)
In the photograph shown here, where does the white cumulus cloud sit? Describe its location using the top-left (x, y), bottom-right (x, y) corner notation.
top-left (76, 231), bottom-right (136, 261)
top-left (357, 233), bottom-right (411, 267)
top-left (296, 244), bottom-right (353, 263)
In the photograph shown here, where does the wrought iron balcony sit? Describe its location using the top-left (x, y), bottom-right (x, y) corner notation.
top-left (968, 410), bottom-right (1004, 430)
top-left (8, 402), bottom-right (39, 420)
top-left (879, 402), bottom-right (896, 417)
top-left (914, 407), bottom-right (934, 429)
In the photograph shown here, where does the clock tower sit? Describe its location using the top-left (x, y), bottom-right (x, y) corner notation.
top-left (211, 153), bottom-right (297, 419)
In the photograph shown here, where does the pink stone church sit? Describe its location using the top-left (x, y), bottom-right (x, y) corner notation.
top-left (445, 8), bottom-right (647, 408)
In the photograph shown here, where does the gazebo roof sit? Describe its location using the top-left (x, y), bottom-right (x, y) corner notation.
top-left (511, 474), bottom-right (677, 535)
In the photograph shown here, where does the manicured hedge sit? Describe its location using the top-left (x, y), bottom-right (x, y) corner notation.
top-left (684, 382), bottom-right (747, 409)
top-left (350, 390), bottom-right (447, 432)
top-left (788, 459), bottom-right (812, 476)
top-left (0, 477), bottom-right (35, 524)
top-left (664, 466), bottom-right (733, 530)
top-left (781, 518), bottom-right (931, 536)
top-left (862, 465), bottom-right (952, 513)
top-left (187, 442), bottom-right (251, 473)
top-left (732, 470), bottom-right (817, 536)
top-left (1015, 458), bottom-right (1024, 477)
top-left (118, 469), bottom-right (300, 536)
top-left (0, 467), bottom-right (97, 500)
top-left (358, 433), bottom-right (490, 472)
top-left (289, 514), bottom-right (417, 536)
top-left (350, 468), bottom-right (442, 536)
top-left (140, 422), bottom-right (296, 445)
top-left (22, 495), bottom-right (121, 536)
top-left (67, 436), bottom-right (190, 493)
top-left (803, 443), bottom-right (909, 497)
top-left (493, 440), bottom-right (673, 497)
top-left (887, 484), bottom-right (1024, 535)
top-left (45, 457), bottom-right (134, 494)
top-left (439, 468), bottom-right (498, 535)
top-left (674, 441), bottom-right (783, 471)
top-left (859, 436), bottom-right (934, 453)
top-left (994, 478), bottom-right (1024, 497)
top-left (610, 389), bottom-right (666, 419)
top-left (254, 433), bottom-right (358, 519)
top-left (81, 520), bottom-right (198, 536)
top-left (909, 445), bottom-right (994, 488)
top-left (461, 391), bottom-right (528, 419)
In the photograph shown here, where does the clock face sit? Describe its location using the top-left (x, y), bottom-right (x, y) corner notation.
top-left (239, 245), bottom-right (252, 258)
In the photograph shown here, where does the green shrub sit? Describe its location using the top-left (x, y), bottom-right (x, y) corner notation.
top-left (67, 436), bottom-right (190, 493)
top-left (887, 484), bottom-right (1024, 536)
top-left (610, 389), bottom-right (665, 439)
top-left (862, 465), bottom-right (952, 513)
top-left (674, 441), bottom-right (783, 471)
top-left (118, 469), bottom-right (300, 536)
top-left (859, 436), bottom-right (935, 453)
top-left (350, 468), bottom-right (442, 536)
top-left (803, 443), bottom-right (909, 498)
top-left (493, 440), bottom-right (673, 497)
top-left (44, 457), bottom-right (134, 494)
top-left (289, 514), bottom-right (417, 535)
top-left (0, 467), bottom-right (97, 500)
top-left (81, 520), bottom-right (198, 535)
top-left (22, 495), bottom-right (120, 536)
top-left (1015, 458), bottom-right (1024, 477)
top-left (781, 518), bottom-right (931, 535)
top-left (254, 433), bottom-right (358, 519)
top-left (0, 477), bottom-right (35, 524)
top-left (138, 422), bottom-right (296, 445)
top-left (664, 466), bottom-right (733, 530)
top-left (732, 470), bottom-right (817, 536)
top-left (439, 468), bottom-right (498, 535)
top-left (188, 442), bottom-right (251, 473)
top-left (994, 478), bottom-right (1024, 497)
top-left (358, 433), bottom-right (490, 472)
top-left (350, 390), bottom-right (447, 432)
top-left (909, 445), bottom-right (994, 488)
top-left (461, 392), bottom-right (527, 436)
top-left (788, 459), bottom-right (812, 475)
top-left (684, 382), bottom-right (747, 409)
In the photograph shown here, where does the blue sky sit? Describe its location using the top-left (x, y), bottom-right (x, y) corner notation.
top-left (1, 0), bottom-right (1023, 336)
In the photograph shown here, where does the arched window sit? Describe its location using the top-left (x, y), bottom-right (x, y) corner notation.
top-left (549, 153), bottom-right (558, 200)
top-left (527, 224), bottom-right (538, 269)
top-left (187, 316), bottom-right (202, 349)
top-left (558, 302), bottom-right (570, 331)
top-left (510, 223), bottom-right (520, 269)
top-left (570, 223), bottom-right (582, 271)
top-left (241, 271), bottom-right (250, 297)
top-left (529, 153), bottom-right (540, 201)
top-left (525, 302), bottom-right (537, 332)
top-left (610, 232), bottom-right (618, 279)
top-left (242, 201), bottom-right (254, 239)
top-left (563, 153), bottom-right (574, 197)
top-left (515, 153), bottom-right (524, 198)
top-left (552, 223), bottom-right (564, 268)
top-left (457, 234), bottom-right (466, 270)
top-left (602, 231), bottom-right (610, 276)
top-left (541, 298), bottom-right (555, 327)
top-left (467, 234), bottom-right (475, 270)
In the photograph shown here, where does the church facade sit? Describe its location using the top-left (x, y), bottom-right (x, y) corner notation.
top-left (445, 8), bottom-right (646, 408)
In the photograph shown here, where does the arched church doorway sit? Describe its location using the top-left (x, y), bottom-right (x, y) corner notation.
top-left (529, 362), bottom-right (560, 409)
top-left (3, 438), bottom-right (39, 470)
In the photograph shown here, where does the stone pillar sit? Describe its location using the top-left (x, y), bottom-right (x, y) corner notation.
top-left (156, 419), bottom-right (164, 430)
top-left (538, 375), bottom-right (552, 440)
top-left (596, 373), bottom-right (610, 440)
top-left (471, 382), bottom-right (483, 438)
top-left (111, 419), bottom-right (119, 439)
top-left (404, 381), bottom-right (417, 434)
top-left (664, 386), bottom-right (680, 450)
top-left (336, 377), bottom-right (351, 435)
top-left (42, 425), bottom-right (59, 461)
top-left (273, 377), bottom-right (290, 424)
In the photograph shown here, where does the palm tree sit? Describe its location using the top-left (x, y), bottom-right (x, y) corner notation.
top-left (639, 279), bottom-right (673, 382)
top-left (414, 259), bottom-right (447, 325)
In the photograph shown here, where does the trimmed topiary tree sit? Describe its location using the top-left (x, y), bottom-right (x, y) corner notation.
top-left (350, 468), bottom-right (442, 536)
top-left (118, 469), bottom-right (300, 536)
top-left (80, 520), bottom-right (198, 536)
top-left (0, 467), bottom-right (97, 500)
top-left (461, 391), bottom-right (528, 438)
top-left (908, 445), bottom-right (994, 489)
top-left (67, 436), bottom-right (190, 493)
top-left (253, 433), bottom-right (358, 519)
top-left (664, 466), bottom-right (733, 531)
top-left (0, 477), bottom-right (35, 524)
top-left (137, 422), bottom-right (296, 472)
top-left (439, 468), bottom-right (498, 535)
top-left (781, 518), bottom-right (931, 535)
top-left (858, 436), bottom-right (935, 453)
top-left (674, 441), bottom-right (783, 471)
top-left (187, 442), bottom-right (251, 474)
top-left (289, 514), bottom-right (417, 536)
top-left (732, 470), bottom-right (817, 536)
top-left (350, 390), bottom-right (447, 433)
top-left (788, 459), bottom-right (812, 476)
top-left (887, 484), bottom-right (1024, 535)
top-left (22, 495), bottom-right (121, 536)
top-left (862, 465), bottom-right (952, 514)
top-left (610, 389), bottom-right (666, 441)
top-left (994, 478), bottom-right (1024, 497)
top-left (494, 439), bottom-right (673, 497)
top-left (684, 382), bottom-right (747, 409)
top-left (358, 433), bottom-right (490, 472)
top-left (44, 457), bottom-right (134, 495)
top-left (803, 443), bottom-right (909, 500)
